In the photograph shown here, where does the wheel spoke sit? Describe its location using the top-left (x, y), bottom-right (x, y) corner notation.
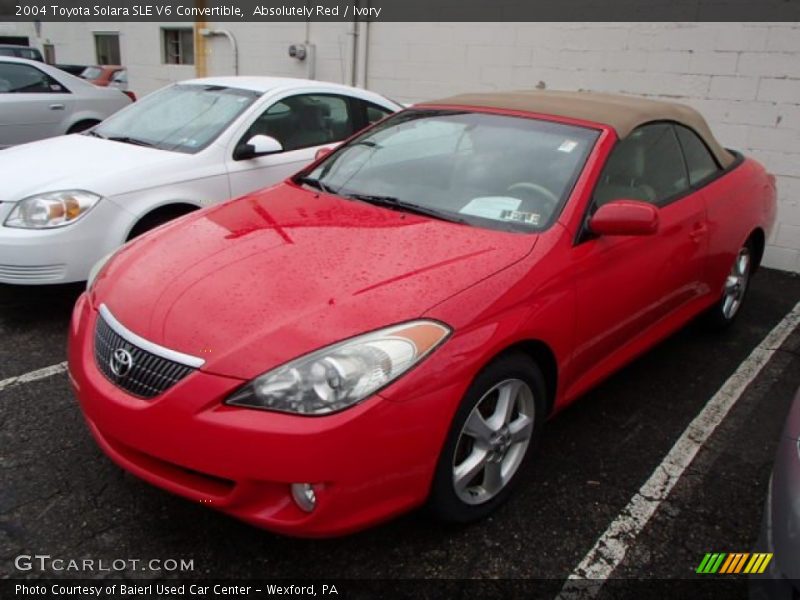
top-left (509, 414), bottom-right (533, 444)
top-left (737, 253), bottom-right (750, 277)
top-left (493, 380), bottom-right (521, 427)
top-left (722, 294), bottom-right (734, 318)
top-left (453, 448), bottom-right (487, 493)
top-left (464, 409), bottom-right (494, 444)
top-left (724, 275), bottom-right (739, 294)
top-left (482, 461), bottom-right (503, 495)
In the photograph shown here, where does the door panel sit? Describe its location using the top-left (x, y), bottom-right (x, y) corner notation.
top-left (226, 93), bottom-right (356, 198)
top-left (0, 93), bottom-right (74, 144)
top-left (227, 147), bottom-right (322, 198)
top-left (0, 61), bottom-right (74, 145)
top-left (569, 192), bottom-right (707, 379)
top-left (567, 123), bottom-right (708, 382)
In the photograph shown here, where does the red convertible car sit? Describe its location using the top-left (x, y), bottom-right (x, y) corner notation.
top-left (68, 91), bottom-right (776, 536)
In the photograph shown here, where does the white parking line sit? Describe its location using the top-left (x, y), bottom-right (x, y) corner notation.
top-left (558, 301), bottom-right (800, 599)
top-left (0, 361), bottom-right (68, 393)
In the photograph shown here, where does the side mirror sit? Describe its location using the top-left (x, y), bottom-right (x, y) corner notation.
top-left (589, 200), bottom-right (660, 237)
top-left (233, 134), bottom-right (283, 160)
top-left (315, 146), bottom-right (333, 161)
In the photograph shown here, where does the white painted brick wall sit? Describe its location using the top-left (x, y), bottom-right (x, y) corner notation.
top-left (366, 22), bottom-right (800, 273)
top-left (7, 21), bottom-right (800, 272)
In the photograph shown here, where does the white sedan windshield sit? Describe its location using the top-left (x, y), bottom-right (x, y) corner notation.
top-left (94, 84), bottom-right (259, 154)
top-left (306, 110), bottom-right (599, 232)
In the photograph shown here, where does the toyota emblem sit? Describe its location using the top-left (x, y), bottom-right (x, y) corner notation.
top-left (109, 348), bottom-right (134, 378)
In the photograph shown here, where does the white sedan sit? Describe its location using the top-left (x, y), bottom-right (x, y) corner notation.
top-left (0, 76), bottom-right (401, 284)
top-left (0, 56), bottom-right (132, 147)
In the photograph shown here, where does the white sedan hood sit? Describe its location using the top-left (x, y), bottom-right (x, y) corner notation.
top-left (0, 135), bottom-right (192, 202)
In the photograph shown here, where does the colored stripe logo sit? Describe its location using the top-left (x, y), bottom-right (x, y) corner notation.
top-left (696, 553), bottom-right (773, 574)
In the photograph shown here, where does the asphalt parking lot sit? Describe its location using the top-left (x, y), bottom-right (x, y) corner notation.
top-left (1, 268), bottom-right (800, 595)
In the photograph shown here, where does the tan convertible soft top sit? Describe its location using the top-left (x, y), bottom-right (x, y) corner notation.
top-left (422, 90), bottom-right (735, 168)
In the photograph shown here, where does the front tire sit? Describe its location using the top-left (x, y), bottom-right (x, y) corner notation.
top-left (428, 353), bottom-right (547, 523)
top-left (126, 207), bottom-right (196, 241)
top-left (703, 241), bottom-right (754, 330)
top-left (67, 120), bottom-right (100, 134)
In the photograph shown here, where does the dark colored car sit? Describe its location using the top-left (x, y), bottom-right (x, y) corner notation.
top-left (56, 64), bottom-right (89, 76)
top-left (0, 44), bottom-right (43, 62)
top-left (751, 387), bottom-right (800, 598)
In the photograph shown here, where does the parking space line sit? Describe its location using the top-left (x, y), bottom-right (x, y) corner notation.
top-left (558, 301), bottom-right (800, 598)
top-left (0, 361), bottom-right (68, 393)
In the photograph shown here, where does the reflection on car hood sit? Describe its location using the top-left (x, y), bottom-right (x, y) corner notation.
top-left (0, 135), bottom-right (187, 201)
top-left (93, 184), bottom-right (537, 380)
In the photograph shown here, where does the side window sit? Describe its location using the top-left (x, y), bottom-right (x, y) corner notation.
top-left (365, 101), bottom-right (393, 125)
top-left (675, 125), bottom-right (720, 186)
top-left (21, 49), bottom-right (41, 61)
top-left (240, 94), bottom-right (355, 153)
top-left (0, 63), bottom-right (64, 93)
top-left (594, 123), bottom-right (689, 207)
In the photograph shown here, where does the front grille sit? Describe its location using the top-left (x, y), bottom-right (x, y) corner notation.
top-left (94, 312), bottom-right (195, 399)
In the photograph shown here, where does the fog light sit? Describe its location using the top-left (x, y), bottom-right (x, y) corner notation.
top-left (291, 483), bottom-right (317, 512)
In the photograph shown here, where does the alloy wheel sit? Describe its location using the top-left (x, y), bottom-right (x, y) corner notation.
top-left (722, 247), bottom-right (751, 320)
top-left (452, 378), bottom-right (535, 505)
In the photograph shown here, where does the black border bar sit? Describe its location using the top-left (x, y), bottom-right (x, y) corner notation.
top-left (1, 0), bottom-right (799, 22)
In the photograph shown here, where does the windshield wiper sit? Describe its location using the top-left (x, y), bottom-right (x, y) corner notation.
top-left (351, 140), bottom-right (381, 149)
top-left (83, 130), bottom-right (105, 139)
top-left (107, 136), bottom-right (155, 148)
top-left (345, 193), bottom-right (468, 225)
top-left (296, 175), bottom-right (334, 194)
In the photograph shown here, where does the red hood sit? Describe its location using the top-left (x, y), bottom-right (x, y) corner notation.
top-left (92, 183), bottom-right (536, 380)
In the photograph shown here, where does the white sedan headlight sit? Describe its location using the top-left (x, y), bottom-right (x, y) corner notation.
top-left (226, 321), bottom-right (451, 415)
top-left (5, 190), bottom-right (102, 229)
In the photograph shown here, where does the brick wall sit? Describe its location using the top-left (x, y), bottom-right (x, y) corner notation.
top-left (367, 22), bottom-right (800, 272)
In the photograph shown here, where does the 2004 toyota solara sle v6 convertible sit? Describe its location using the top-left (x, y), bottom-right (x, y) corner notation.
top-left (68, 90), bottom-right (776, 537)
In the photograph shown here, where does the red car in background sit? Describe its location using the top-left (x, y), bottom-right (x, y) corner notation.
top-left (81, 65), bottom-right (135, 101)
top-left (68, 90), bottom-right (777, 537)
top-left (80, 64), bottom-right (123, 86)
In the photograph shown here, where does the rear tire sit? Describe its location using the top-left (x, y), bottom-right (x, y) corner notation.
top-left (702, 240), bottom-right (754, 330)
top-left (428, 352), bottom-right (547, 523)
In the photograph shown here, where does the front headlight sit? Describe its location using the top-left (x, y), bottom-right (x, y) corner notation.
top-left (225, 320), bottom-right (451, 415)
top-left (4, 190), bottom-right (102, 229)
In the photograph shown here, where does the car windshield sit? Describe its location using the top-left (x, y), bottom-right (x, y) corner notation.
top-left (303, 109), bottom-right (599, 232)
top-left (93, 83), bottom-right (260, 154)
top-left (81, 66), bottom-right (103, 79)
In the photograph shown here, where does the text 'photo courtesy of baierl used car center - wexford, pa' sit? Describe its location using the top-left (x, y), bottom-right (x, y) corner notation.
top-left (1, 1), bottom-right (800, 599)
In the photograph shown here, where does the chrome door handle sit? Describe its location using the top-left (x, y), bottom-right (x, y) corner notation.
top-left (49, 103), bottom-right (65, 110)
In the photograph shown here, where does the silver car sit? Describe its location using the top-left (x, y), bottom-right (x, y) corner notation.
top-left (0, 56), bottom-right (132, 148)
top-left (751, 387), bottom-right (800, 599)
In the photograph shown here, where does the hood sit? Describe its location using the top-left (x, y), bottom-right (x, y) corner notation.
top-left (93, 184), bottom-right (537, 380)
top-left (0, 135), bottom-right (188, 201)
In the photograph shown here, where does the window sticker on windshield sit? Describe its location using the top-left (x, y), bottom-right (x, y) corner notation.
top-left (558, 140), bottom-right (579, 153)
top-left (459, 196), bottom-right (521, 220)
top-left (500, 210), bottom-right (541, 225)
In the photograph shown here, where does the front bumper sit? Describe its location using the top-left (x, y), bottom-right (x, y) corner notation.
top-left (68, 293), bottom-right (457, 537)
top-left (0, 199), bottom-right (129, 285)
